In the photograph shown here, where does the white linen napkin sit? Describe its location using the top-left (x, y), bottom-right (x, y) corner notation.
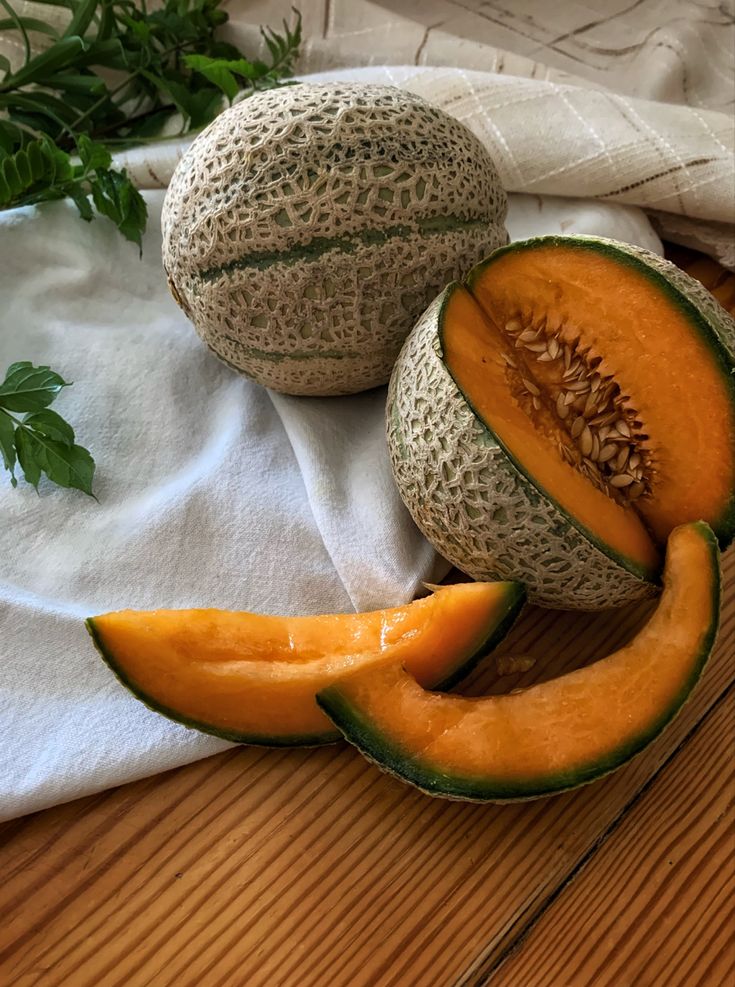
top-left (0, 188), bottom-right (660, 821)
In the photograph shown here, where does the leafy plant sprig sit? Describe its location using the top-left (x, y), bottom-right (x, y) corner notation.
top-left (0, 2), bottom-right (302, 246)
top-left (0, 361), bottom-right (95, 496)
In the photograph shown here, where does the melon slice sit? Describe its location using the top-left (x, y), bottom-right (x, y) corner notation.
top-left (87, 581), bottom-right (525, 746)
top-left (387, 235), bottom-right (735, 608)
top-left (318, 522), bottom-right (720, 801)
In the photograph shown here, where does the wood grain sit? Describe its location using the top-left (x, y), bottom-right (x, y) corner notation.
top-left (0, 548), bottom-right (732, 987)
top-left (492, 689), bottom-right (735, 987)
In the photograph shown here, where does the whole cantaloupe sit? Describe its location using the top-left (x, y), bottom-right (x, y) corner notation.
top-left (161, 83), bottom-right (507, 396)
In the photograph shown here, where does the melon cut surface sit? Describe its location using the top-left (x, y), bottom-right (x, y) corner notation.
top-left (318, 522), bottom-right (720, 802)
top-left (162, 83), bottom-right (508, 396)
top-left (387, 235), bottom-right (735, 608)
top-left (87, 581), bottom-right (525, 746)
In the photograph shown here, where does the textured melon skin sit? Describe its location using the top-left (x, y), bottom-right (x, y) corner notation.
top-left (162, 83), bottom-right (508, 396)
top-left (387, 290), bottom-right (658, 610)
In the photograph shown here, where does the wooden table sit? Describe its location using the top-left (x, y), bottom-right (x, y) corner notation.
top-left (0, 544), bottom-right (732, 987)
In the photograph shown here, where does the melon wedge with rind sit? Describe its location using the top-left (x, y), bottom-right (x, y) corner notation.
top-left (86, 581), bottom-right (526, 747)
top-left (318, 522), bottom-right (720, 802)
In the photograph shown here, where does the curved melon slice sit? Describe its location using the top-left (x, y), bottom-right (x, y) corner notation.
top-left (318, 522), bottom-right (720, 801)
top-left (87, 581), bottom-right (526, 746)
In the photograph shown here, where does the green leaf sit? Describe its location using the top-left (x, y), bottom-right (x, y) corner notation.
top-left (68, 183), bottom-right (94, 220)
top-left (0, 407), bottom-right (16, 484)
top-left (23, 407), bottom-right (75, 445)
top-left (76, 133), bottom-right (111, 172)
top-left (2, 155), bottom-right (21, 194)
top-left (0, 16), bottom-right (60, 39)
top-left (0, 36), bottom-right (88, 91)
top-left (14, 144), bottom-right (31, 184)
top-left (183, 55), bottom-right (239, 100)
top-left (64, 0), bottom-right (98, 39)
top-left (1, 89), bottom-right (80, 124)
top-left (76, 37), bottom-right (127, 70)
top-left (46, 73), bottom-right (106, 96)
top-left (27, 139), bottom-right (46, 180)
top-left (0, 0), bottom-right (301, 252)
top-left (15, 427), bottom-right (42, 489)
top-left (0, 362), bottom-right (69, 412)
top-left (17, 425), bottom-right (95, 495)
top-left (90, 168), bottom-right (147, 250)
top-left (0, 121), bottom-right (16, 154)
top-left (0, 362), bottom-right (96, 496)
top-left (40, 138), bottom-right (73, 183)
top-left (0, 0), bottom-right (31, 66)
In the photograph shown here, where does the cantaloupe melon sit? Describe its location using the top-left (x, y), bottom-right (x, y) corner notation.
top-left (162, 83), bottom-right (508, 396)
top-left (387, 236), bottom-right (735, 609)
top-left (319, 522), bottom-right (721, 801)
top-left (87, 581), bottom-right (525, 745)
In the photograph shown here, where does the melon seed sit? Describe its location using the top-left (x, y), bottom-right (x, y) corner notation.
top-left (610, 474), bottom-right (634, 488)
top-left (571, 416), bottom-right (586, 439)
top-left (598, 444), bottom-right (617, 463)
top-left (580, 426), bottom-right (593, 457)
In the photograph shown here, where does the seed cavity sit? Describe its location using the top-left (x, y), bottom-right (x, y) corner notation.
top-left (503, 314), bottom-right (652, 504)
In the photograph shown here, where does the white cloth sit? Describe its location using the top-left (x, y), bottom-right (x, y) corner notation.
top-left (0, 189), bottom-right (660, 821)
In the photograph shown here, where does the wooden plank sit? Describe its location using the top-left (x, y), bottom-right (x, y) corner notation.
top-left (490, 689), bottom-right (735, 987)
top-left (0, 549), bottom-right (732, 987)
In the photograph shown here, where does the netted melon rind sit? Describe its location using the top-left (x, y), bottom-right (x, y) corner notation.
top-left (162, 83), bottom-right (508, 396)
top-left (386, 290), bottom-right (657, 610)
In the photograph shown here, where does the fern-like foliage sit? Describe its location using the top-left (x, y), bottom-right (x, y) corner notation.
top-left (0, 2), bottom-right (302, 245)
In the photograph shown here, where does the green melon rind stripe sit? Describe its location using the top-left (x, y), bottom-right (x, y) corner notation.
top-left (197, 215), bottom-right (493, 283)
top-left (435, 283), bottom-right (658, 585)
top-left (318, 522), bottom-right (721, 802)
top-left (467, 235), bottom-right (735, 548)
top-left (85, 582), bottom-right (526, 748)
top-left (226, 343), bottom-right (362, 364)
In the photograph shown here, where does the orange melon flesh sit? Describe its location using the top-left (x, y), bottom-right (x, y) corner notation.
top-left (466, 243), bottom-right (735, 544)
top-left (318, 522), bottom-right (720, 800)
top-left (87, 581), bottom-right (525, 745)
top-left (442, 285), bottom-right (660, 575)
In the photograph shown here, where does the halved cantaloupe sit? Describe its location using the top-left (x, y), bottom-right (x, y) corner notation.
top-left (87, 581), bottom-right (525, 746)
top-left (318, 522), bottom-right (720, 801)
top-left (387, 236), bottom-right (735, 608)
